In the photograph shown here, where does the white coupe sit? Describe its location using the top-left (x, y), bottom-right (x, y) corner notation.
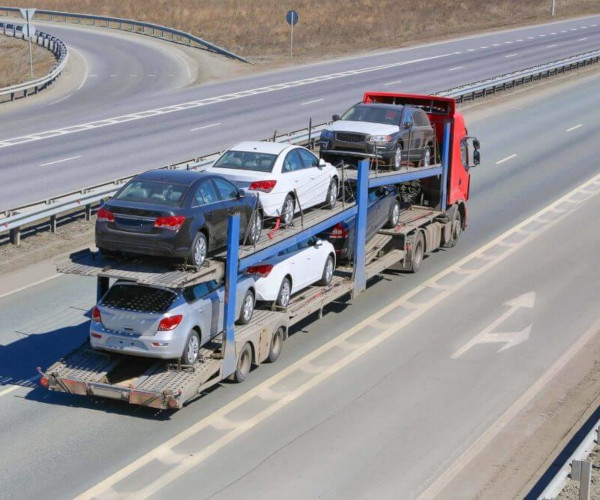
top-left (247, 237), bottom-right (336, 307)
top-left (206, 141), bottom-right (339, 226)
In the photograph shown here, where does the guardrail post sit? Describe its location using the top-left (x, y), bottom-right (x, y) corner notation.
top-left (222, 213), bottom-right (240, 378)
top-left (352, 159), bottom-right (369, 298)
top-left (9, 227), bottom-right (21, 246)
top-left (85, 204), bottom-right (92, 221)
top-left (49, 215), bottom-right (57, 233)
top-left (579, 460), bottom-right (592, 500)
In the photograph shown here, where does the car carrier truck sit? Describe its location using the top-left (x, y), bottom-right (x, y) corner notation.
top-left (39, 93), bottom-right (480, 410)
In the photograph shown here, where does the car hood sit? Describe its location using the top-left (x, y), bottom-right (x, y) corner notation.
top-left (328, 120), bottom-right (400, 136)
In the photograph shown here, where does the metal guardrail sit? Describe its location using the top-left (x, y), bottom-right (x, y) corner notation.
top-left (3, 47), bottom-right (600, 245)
top-left (538, 415), bottom-right (600, 499)
top-left (437, 49), bottom-right (600, 102)
top-left (0, 6), bottom-right (248, 63)
top-left (0, 122), bottom-right (327, 245)
top-left (0, 22), bottom-right (68, 101)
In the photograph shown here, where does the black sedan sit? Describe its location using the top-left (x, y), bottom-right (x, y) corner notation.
top-left (320, 184), bottom-right (400, 261)
top-left (96, 170), bottom-right (262, 266)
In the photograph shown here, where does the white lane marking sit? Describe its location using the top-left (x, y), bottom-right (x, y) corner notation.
top-left (547, 44), bottom-right (557, 48)
top-left (505, 53), bottom-right (518, 58)
top-left (550, 32), bottom-right (557, 35)
top-left (496, 154), bottom-right (517, 165)
top-left (129, 74), bottom-right (137, 77)
top-left (567, 124), bottom-right (583, 132)
top-left (571, 28), bottom-right (578, 31)
top-left (453, 51), bottom-right (462, 54)
top-left (77, 170), bottom-right (600, 500)
top-left (89, 74), bottom-right (97, 77)
top-left (421, 314), bottom-right (600, 499)
top-left (0, 274), bottom-right (60, 300)
top-left (516, 39), bottom-right (524, 42)
top-left (189, 123), bottom-right (222, 132)
top-left (109, 74), bottom-right (118, 78)
top-left (383, 79), bottom-right (403, 86)
top-left (301, 98), bottom-right (325, 106)
top-left (70, 47), bottom-right (89, 93)
top-left (539, 34), bottom-right (546, 37)
top-left (561, 30), bottom-right (567, 33)
top-left (39, 155), bottom-right (82, 167)
top-left (0, 51), bottom-right (455, 149)
top-left (480, 46), bottom-right (488, 49)
top-left (504, 41), bottom-right (512, 44)
top-left (52, 93), bottom-right (74, 105)
top-left (528, 36), bottom-right (535, 39)
top-left (578, 37), bottom-right (588, 41)
top-left (0, 375), bottom-right (41, 398)
top-left (148, 73), bottom-right (156, 77)
top-left (448, 66), bottom-right (463, 72)
top-left (581, 26), bottom-right (587, 29)
top-left (467, 48), bottom-right (476, 52)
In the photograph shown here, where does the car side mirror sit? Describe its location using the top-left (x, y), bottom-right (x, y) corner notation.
top-left (404, 121), bottom-right (413, 129)
top-left (332, 114), bottom-right (340, 122)
top-left (319, 158), bottom-right (327, 168)
top-left (237, 189), bottom-right (246, 198)
top-left (314, 239), bottom-right (323, 248)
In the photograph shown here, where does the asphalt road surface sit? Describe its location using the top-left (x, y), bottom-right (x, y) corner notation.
top-left (1, 63), bottom-right (600, 498)
top-left (1, 14), bottom-right (600, 210)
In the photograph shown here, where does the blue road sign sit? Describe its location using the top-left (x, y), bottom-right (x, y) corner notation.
top-left (286, 10), bottom-right (299, 26)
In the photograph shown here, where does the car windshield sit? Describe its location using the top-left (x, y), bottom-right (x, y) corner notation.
top-left (212, 150), bottom-right (277, 173)
top-left (341, 105), bottom-right (402, 125)
top-left (101, 284), bottom-right (178, 313)
top-left (114, 180), bottom-right (188, 206)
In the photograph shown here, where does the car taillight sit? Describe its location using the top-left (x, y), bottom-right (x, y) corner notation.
top-left (97, 208), bottom-right (115, 222)
top-left (39, 376), bottom-right (49, 388)
top-left (247, 264), bottom-right (274, 278)
top-left (92, 306), bottom-right (102, 323)
top-left (155, 216), bottom-right (186, 231)
top-left (330, 222), bottom-right (349, 239)
top-left (249, 180), bottom-right (277, 193)
top-left (158, 315), bottom-right (183, 331)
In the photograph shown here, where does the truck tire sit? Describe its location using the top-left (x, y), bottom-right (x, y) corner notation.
top-left (232, 343), bottom-right (252, 383)
top-left (267, 327), bottom-right (284, 363)
top-left (404, 232), bottom-right (425, 273)
top-left (443, 206), bottom-right (462, 248)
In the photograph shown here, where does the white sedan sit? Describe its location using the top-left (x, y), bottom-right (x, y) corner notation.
top-left (206, 141), bottom-right (339, 226)
top-left (247, 237), bottom-right (336, 307)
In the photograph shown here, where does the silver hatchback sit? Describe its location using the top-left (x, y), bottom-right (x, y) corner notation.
top-left (90, 276), bottom-right (256, 364)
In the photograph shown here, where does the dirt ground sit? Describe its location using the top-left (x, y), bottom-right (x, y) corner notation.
top-left (0, 35), bottom-right (56, 87)
top-left (2, 1), bottom-right (600, 64)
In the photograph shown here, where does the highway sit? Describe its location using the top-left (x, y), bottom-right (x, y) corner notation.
top-left (1, 14), bottom-right (600, 210)
top-left (1, 63), bottom-right (600, 498)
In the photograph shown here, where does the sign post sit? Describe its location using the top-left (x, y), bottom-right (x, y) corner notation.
top-left (20, 8), bottom-right (36, 78)
top-left (286, 10), bottom-right (299, 61)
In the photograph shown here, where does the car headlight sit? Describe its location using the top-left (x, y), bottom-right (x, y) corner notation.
top-left (368, 135), bottom-right (392, 143)
top-left (321, 130), bottom-right (334, 139)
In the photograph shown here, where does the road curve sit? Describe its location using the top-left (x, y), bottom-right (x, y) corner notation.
top-left (0, 66), bottom-right (600, 499)
top-left (1, 14), bottom-right (600, 210)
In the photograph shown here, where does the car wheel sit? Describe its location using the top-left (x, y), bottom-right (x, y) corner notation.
top-left (444, 206), bottom-right (462, 248)
top-left (237, 290), bottom-right (255, 325)
top-left (190, 232), bottom-right (208, 267)
top-left (404, 232), bottom-right (425, 273)
top-left (248, 210), bottom-right (262, 245)
top-left (232, 343), bottom-right (252, 383)
top-left (266, 327), bottom-right (284, 363)
top-left (319, 255), bottom-right (335, 286)
top-left (385, 200), bottom-right (401, 228)
top-left (276, 277), bottom-right (292, 308)
top-left (392, 144), bottom-right (403, 171)
top-left (181, 330), bottom-right (200, 365)
top-left (325, 179), bottom-right (338, 209)
top-left (281, 195), bottom-right (295, 226)
top-left (423, 145), bottom-right (432, 166)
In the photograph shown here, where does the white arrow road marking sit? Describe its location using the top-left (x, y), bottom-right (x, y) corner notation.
top-left (451, 292), bottom-right (535, 358)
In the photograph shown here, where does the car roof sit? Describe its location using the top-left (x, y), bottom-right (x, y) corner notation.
top-left (228, 141), bottom-right (291, 155)
top-left (355, 102), bottom-right (408, 112)
top-left (135, 169), bottom-right (208, 186)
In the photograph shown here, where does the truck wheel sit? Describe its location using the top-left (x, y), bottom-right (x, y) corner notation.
top-left (232, 343), bottom-right (252, 383)
top-left (190, 232), bottom-right (208, 267)
top-left (181, 330), bottom-right (200, 365)
top-left (385, 200), bottom-right (401, 228)
top-left (404, 232), bottom-right (425, 273)
top-left (281, 195), bottom-right (295, 227)
top-left (444, 207), bottom-right (462, 248)
top-left (237, 290), bottom-right (255, 325)
top-left (267, 327), bottom-right (284, 363)
top-left (276, 277), bottom-right (292, 308)
top-left (319, 255), bottom-right (335, 285)
top-left (325, 179), bottom-right (338, 209)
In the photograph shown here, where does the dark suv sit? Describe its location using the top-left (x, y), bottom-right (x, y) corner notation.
top-left (319, 103), bottom-right (436, 170)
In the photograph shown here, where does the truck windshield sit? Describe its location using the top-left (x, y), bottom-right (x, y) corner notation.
top-left (341, 104), bottom-right (402, 125)
top-left (101, 284), bottom-right (178, 313)
top-left (114, 180), bottom-right (188, 207)
top-left (212, 151), bottom-right (277, 173)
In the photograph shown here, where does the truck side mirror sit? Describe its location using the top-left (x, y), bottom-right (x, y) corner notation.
top-left (473, 138), bottom-right (480, 150)
top-left (332, 114), bottom-right (340, 121)
top-left (473, 150), bottom-right (480, 166)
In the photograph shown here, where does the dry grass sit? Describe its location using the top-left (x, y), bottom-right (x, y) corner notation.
top-left (0, 36), bottom-right (57, 87)
top-left (2, 0), bottom-right (600, 61)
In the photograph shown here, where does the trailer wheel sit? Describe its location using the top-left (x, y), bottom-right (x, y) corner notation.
top-left (232, 343), bottom-right (253, 383)
top-left (267, 327), bottom-right (284, 363)
top-left (404, 232), bottom-right (425, 273)
top-left (444, 207), bottom-right (462, 248)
